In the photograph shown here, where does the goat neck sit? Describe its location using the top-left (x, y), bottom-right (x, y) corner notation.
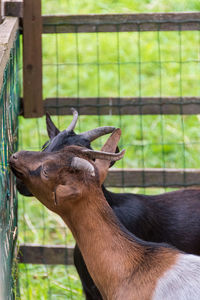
top-left (60, 182), bottom-right (178, 300)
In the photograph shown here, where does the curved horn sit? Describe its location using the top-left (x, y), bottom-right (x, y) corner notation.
top-left (80, 126), bottom-right (115, 142)
top-left (82, 148), bottom-right (125, 162)
top-left (46, 112), bottom-right (60, 139)
top-left (66, 108), bottom-right (79, 132)
top-left (71, 157), bottom-right (95, 176)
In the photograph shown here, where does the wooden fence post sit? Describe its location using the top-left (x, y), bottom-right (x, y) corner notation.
top-left (23, 0), bottom-right (43, 118)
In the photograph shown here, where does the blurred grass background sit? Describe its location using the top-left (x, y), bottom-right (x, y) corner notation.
top-left (18, 0), bottom-right (200, 299)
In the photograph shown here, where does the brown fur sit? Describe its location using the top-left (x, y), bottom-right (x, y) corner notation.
top-left (60, 185), bottom-right (179, 300)
top-left (9, 130), bottom-right (180, 300)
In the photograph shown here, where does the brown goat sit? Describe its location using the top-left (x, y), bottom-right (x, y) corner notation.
top-left (9, 130), bottom-right (200, 300)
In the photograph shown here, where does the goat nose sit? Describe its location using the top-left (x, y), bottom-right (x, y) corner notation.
top-left (12, 154), bottom-right (18, 160)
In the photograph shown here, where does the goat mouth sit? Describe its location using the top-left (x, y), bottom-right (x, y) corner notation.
top-left (10, 165), bottom-right (25, 179)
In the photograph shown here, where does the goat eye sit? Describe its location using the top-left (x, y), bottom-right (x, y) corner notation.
top-left (42, 169), bottom-right (48, 177)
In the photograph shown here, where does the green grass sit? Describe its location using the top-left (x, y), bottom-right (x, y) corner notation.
top-left (19, 264), bottom-right (83, 300)
top-left (18, 1), bottom-right (200, 299)
top-left (42, 0), bottom-right (200, 14)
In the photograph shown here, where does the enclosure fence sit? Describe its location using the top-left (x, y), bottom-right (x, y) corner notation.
top-left (35, 12), bottom-right (200, 188)
top-left (0, 17), bottom-right (20, 300)
top-left (3, 3), bottom-right (200, 299)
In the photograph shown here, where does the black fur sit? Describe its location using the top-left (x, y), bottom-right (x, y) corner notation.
top-left (74, 187), bottom-right (200, 299)
top-left (17, 119), bottom-right (200, 300)
top-left (29, 166), bottom-right (42, 177)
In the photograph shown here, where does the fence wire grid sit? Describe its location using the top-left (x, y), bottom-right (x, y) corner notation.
top-left (18, 18), bottom-right (200, 299)
top-left (0, 33), bottom-right (20, 300)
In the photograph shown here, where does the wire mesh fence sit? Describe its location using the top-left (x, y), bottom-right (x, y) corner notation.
top-left (18, 16), bottom-right (200, 299)
top-left (0, 32), bottom-right (20, 300)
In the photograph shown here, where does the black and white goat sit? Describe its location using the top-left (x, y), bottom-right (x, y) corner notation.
top-left (9, 129), bottom-right (200, 300)
top-left (16, 109), bottom-right (200, 300)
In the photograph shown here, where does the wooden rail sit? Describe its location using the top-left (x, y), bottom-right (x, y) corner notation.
top-left (18, 244), bottom-right (74, 265)
top-left (4, 0), bottom-right (23, 20)
top-left (105, 168), bottom-right (200, 188)
top-left (4, 5), bottom-right (200, 32)
top-left (0, 17), bottom-right (18, 91)
top-left (42, 13), bottom-right (200, 33)
top-left (40, 97), bottom-right (200, 116)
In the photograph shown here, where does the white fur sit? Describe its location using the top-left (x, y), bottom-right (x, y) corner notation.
top-left (153, 254), bottom-right (200, 300)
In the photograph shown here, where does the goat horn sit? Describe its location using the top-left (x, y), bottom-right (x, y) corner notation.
top-left (80, 126), bottom-right (115, 142)
top-left (82, 148), bottom-right (125, 161)
top-left (66, 108), bottom-right (79, 132)
top-left (71, 157), bottom-right (95, 176)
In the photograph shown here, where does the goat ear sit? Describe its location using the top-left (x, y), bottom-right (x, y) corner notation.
top-left (46, 112), bottom-right (60, 139)
top-left (54, 184), bottom-right (80, 206)
top-left (95, 129), bottom-right (122, 184)
top-left (109, 146), bottom-right (120, 168)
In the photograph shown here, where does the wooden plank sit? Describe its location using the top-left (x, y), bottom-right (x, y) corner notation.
top-left (0, 17), bottom-right (19, 91)
top-left (42, 13), bottom-right (200, 33)
top-left (18, 244), bottom-right (74, 265)
top-left (4, 0), bottom-right (23, 18)
top-left (105, 168), bottom-right (200, 188)
top-left (41, 97), bottom-right (200, 116)
top-left (4, 7), bottom-right (200, 32)
top-left (0, 17), bottom-right (18, 51)
top-left (23, 0), bottom-right (43, 118)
